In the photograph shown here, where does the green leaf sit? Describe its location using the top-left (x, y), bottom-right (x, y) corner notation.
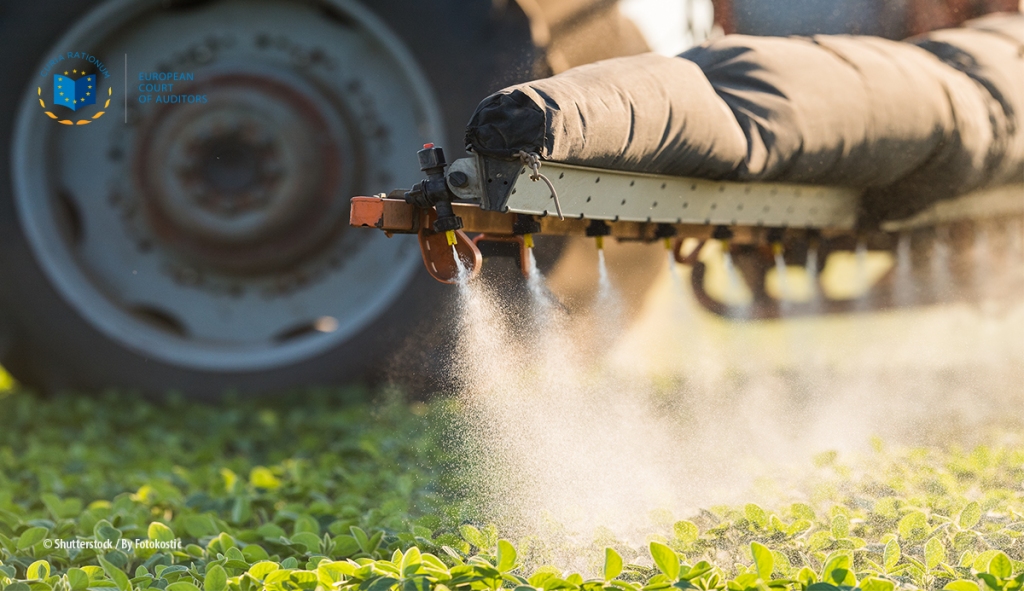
top-left (402, 546), bottom-right (423, 576)
top-left (248, 467), bottom-right (281, 490)
top-left (650, 542), bottom-right (679, 581)
top-left (247, 562), bottom-right (280, 581)
top-left (979, 573), bottom-right (1002, 591)
top-left (604, 548), bottom-right (623, 581)
top-left (898, 512), bottom-right (930, 543)
top-left (27, 561), bottom-right (51, 580)
top-left (67, 569), bottom-right (90, 591)
top-left (926, 537), bottom-right (947, 569)
top-left (883, 539), bottom-right (901, 572)
top-left (860, 577), bottom-right (895, 591)
top-left (347, 527), bottom-right (369, 554)
top-left (293, 515), bottom-right (320, 536)
top-left (831, 515), bottom-right (849, 539)
top-left (830, 569), bottom-right (850, 586)
top-left (681, 562), bottom-right (712, 582)
top-left (673, 522), bottom-right (699, 546)
top-left (401, 576), bottom-right (430, 591)
top-left (797, 567), bottom-right (817, 587)
top-left (529, 568), bottom-right (560, 588)
top-left (99, 556), bottom-right (131, 591)
top-left (751, 542), bottom-right (773, 580)
top-left (745, 504), bottom-right (768, 529)
top-left (959, 503), bottom-right (982, 529)
top-left (821, 554), bottom-right (852, 587)
top-left (166, 583), bottom-right (201, 591)
top-left (497, 540), bottom-right (517, 573)
top-left (95, 520), bottom-right (122, 543)
top-left (181, 515), bottom-right (216, 539)
top-left (791, 504), bottom-right (816, 521)
top-left (40, 495), bottom-right (63, 521)
top-left (263, 571), bottom-right (292, 587)
top-left (289, 571), bottom-right (318, 591)
top-left (366, 531), bottom-right (384, 555)
top-left (17, 527), bottom-right (48, 550)
top-left (806, 531), bottom-right (833, 552)
top-left (990, 553), bottom-right (1012, 579)
top-left (242, 544), bottom-right (270, 563)
top-left (146, 522), bottom-right (173, 543)
top-left (331, 535), bottom-right (360, 558)
top-left (945, 581), bottom-right (981, 591)
top-left (225, 546), bottom-right (244, 562)
top-left (975, 551), bottom-right (1002, 573)
top-left (291, 532), bottom-right (322, 554)
top-left (317, 561), bottom-right (355, 586)
top-left (203, 565), bottom-right (226, 591)
top-left (459, 525), bottom-right (488, 550)
top-left (366, 576), bottom-right (398, 591)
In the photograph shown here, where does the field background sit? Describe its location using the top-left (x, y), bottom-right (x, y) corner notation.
top-left (1, 264), bottom-right (1023, 591)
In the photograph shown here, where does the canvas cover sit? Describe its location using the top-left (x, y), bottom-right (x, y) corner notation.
top-left (464, 13), bottom-right (1024, 222)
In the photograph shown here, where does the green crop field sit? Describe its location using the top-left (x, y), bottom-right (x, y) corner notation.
top-left (1, 383), bottom-right (1023, 591)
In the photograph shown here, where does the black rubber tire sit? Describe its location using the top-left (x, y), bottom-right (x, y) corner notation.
top-left (0, 0), bottom-right (538, 397)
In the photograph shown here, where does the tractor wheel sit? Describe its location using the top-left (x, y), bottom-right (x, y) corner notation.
top-left (0, 0), bottom-right (537, 397)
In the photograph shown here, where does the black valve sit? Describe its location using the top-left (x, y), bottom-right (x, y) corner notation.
top-left (404, 144), bottom-right (463, 235)
top-left (654, 223), bottom-right (677, 239)
top-left (585, 219), bottom-right (612, 237)
top-left (513, 214), bottom-right (541, 235)
top-left (766, 227), bottom-right (786, 244)
top-left (712, 225), bottom-right (734, 241)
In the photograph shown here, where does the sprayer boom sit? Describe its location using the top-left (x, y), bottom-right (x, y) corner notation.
top-left (350, 146), bottom-right (1024, 318)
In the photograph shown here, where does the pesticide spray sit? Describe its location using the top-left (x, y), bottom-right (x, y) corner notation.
top-left (443, 233), bottom-right (1024, 573)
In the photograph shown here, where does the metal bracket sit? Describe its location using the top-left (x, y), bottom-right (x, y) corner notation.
top-left (448, 154), bottom-right (523, 211)
top-left (446, 156), bottom-right (860, 230)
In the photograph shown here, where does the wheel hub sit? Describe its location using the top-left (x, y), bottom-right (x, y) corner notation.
top-left (137, 70), bottom-right (351, 273)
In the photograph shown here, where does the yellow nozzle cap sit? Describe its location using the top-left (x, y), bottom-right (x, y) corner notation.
top-left (595, 235), bottom-right (604, 250)
top-left (524, 233), bottom-right (535, 249)
top-left (772, 242), bottom-right (784, 256)
top-left (445, 230), bottom-right (457, 246)
top-left (663, 237), bottom-right (672, 250)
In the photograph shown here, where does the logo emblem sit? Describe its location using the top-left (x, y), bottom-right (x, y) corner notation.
top-left (54, 71), bottom-right (96, 111)
top-left (37, 67), bottom-right (110, 125)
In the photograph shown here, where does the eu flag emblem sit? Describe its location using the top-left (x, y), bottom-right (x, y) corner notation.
top-left (53, 73), bottom-right (97, 112)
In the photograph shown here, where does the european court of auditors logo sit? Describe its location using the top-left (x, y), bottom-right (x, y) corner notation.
top-left (36, 51), bottom-right (112, 126)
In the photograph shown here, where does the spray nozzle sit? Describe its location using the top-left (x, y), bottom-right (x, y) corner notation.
top-left (766, 227), bottom-right (786, 256)
top-left (402, 144), bottom-right (479, 283)
top-left (654, 223), bottom-right (677, 250)
top-left (806, 229), bottom-right (822, 250)
top-left (513, 213), bottom-right (541, 235)
top-left (586, 220), bottom-right (612, 249)
top-left (513, 214), bottom-right (540, 251)
top-left (713, 225), bottom-right (733, 251)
